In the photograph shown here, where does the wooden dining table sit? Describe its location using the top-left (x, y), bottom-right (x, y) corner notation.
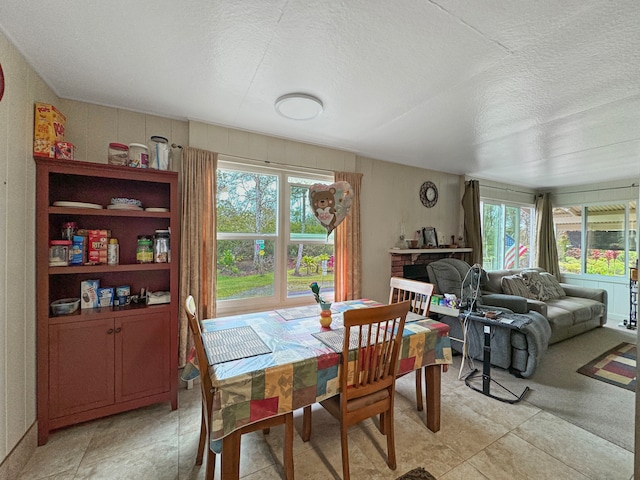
top-left (201, 299), bottom-right (452, 478)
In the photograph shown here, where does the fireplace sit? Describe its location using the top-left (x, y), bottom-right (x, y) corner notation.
top-left (403, 263), bottom-right (430, 282)
top-left (390, 248), bottom-right (471, 284)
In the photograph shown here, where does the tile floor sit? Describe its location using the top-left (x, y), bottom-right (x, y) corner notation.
top-left (16, 361), bottom-right (635, 480)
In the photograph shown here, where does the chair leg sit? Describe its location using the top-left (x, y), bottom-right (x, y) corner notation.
top-left (385, 404), bottom-right (397, 470)
top-left (340, 422), bottom-right (350, 480)
top-left (302, 406), bottom-right (312, 442)
top-left (196, 405), bottom-right (206, 465)
top-left (283, 413), bottom-right (295, 480)
top-left (262, 428), bottom-right (271, 434)
top-left (205, 447), bottom-right (215, 480)
top-left (415, 368), bottom-right (424, 411)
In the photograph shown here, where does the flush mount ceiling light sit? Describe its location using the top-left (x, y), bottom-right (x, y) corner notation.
top-left (275, 93), bottom-right (323, 120)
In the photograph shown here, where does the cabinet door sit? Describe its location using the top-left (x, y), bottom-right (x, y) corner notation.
top-left (49, 318), bottom-right (115, 418)
top-left (116, 312), bottom-right (171, 402)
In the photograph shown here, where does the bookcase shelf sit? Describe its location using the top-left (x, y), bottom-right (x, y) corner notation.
top-left (35, 157), bottom-right (179, 445)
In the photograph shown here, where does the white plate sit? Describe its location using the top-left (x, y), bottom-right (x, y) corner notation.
top-left (145, 207), bottom-right (169, 212)
top-left (53, 201), bottom-right (103, 209)
top-left (107, 204), bottom-right (143, 210)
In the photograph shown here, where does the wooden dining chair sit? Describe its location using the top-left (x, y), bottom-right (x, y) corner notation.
top-left (388, 277), bottom-right (440, 413)
top-left (301, 300), bottom-right (410, 480)
top-left (184, 295), bottom-right (295, 480)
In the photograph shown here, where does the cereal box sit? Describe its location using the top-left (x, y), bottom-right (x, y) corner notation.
top-left (33, 102), bottom-right (66, 158)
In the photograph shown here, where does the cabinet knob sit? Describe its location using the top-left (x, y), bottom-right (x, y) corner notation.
top-left (107, 328), bottom-right (114, 334)
top-left (115, 327), bottom-right (122, 334)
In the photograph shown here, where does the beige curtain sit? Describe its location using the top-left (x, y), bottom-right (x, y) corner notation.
top-left (178, 147), bottom-right (217, 366)
top-left (535, 192), bottom-right (561, 277)
top-left (334, 172), bottom-right (363, 301)
top-left (462, 180), bottom-right (483, 265)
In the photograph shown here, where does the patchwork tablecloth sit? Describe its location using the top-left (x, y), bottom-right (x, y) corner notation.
top-left (201, 299), bottom-right (452, 440)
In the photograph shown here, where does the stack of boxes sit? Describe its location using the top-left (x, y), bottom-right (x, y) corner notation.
top-left (33, 102), bottom-right (74, 159)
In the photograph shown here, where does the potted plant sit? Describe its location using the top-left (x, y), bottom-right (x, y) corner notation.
top-left (310, 282), bottom-right (332, 327)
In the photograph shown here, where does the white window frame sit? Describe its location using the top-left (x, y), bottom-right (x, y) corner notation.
top-left (216, 157), bottom-right (334, 316)
top-left (557, 201), bottom-right (636, 278)
top-left (480, 199), bottom-right (536, 271)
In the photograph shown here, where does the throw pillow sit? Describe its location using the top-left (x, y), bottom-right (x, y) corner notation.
top-left (540, 272), bottom-right (566, 298)
top-left (519, 270), bottom-right (550, 301)
top-left (501, 274), bottom-right (536, 299)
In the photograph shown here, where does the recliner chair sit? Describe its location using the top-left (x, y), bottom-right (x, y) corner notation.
top-left (426, 258), bottom-right (551, 378)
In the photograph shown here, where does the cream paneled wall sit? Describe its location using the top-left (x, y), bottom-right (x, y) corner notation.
top-left (60, 99), bottom-right (188, 168)
top-left (189, 121), bottom-right (464, 306)
top-left (358, 156), bottom-right (464, 303)
top-left (189, 121), bottom-right (356, 172)
top-left (0, 30), bottom-right (57, 473)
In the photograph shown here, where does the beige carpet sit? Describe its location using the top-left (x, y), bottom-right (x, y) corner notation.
top-left (457, 323), bottom-right (636, 452)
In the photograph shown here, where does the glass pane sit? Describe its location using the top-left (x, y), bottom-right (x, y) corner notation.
top-left (482, 203), bottom-right (502, 270)
top-left (286, 243), bottom-right (334, 300)
top-left (586, 205), bottom-right (625, 276)
top-left (503, 206), bottom-right (533, 269)
top-left (518, 207), bottom-right (533, 268)
top-left (217, 170), bottom-right (278, 234)
top-left (504, 206), bottom-right (519, 268)
top-left (554, 206), bottom-right (583, 274)
top-left (630, 201), bottom-right (637, 270)
top-left (289, 184), bottom-right (334, 241)
top-left (216, 239), bottom-right (275, 300)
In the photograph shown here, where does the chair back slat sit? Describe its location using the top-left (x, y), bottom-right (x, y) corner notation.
top-left (184, 296), bottom-right (215, 410)
top-left (341, 301), bottom-right (410, 398)
top-left (389, 277), bottom-right (434, 316)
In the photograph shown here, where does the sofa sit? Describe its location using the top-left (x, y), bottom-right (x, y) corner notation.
top-left (425, 258), bottom-right (608, 377)
top-left (481, 266), bottom-right (607, 345)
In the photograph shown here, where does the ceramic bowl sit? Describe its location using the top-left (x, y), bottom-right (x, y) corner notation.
top-left (110, 197), bottom-right (142, 207)
top-left (50, 298), bottom-right (80, 315)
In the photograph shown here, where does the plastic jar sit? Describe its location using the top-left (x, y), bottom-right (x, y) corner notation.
top-left (136, 235), bottom-right (153, 263)
top-left (149, 136), bottom-right (170, 170)
top-left (107, 238), bottom-right (119, 265)
top-left (128, 143), bottom-right (149, 168)
top-left (49, 240), bottom-right (71, 266)
top-left (108, 143), bottom-right (129, 166)
top-left (61, 221), bottom-right (77, 241)
top-left (153, 230), bottom-right (170, 263)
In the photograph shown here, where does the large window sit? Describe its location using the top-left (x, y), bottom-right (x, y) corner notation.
top-left (481, 201), bottom-right (534, 270)
top-left (216, 160), bottom-right (334, 312)
top-left (554, 202), bottom-right (637, 276)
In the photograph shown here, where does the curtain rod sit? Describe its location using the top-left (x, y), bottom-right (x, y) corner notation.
top-left (550, 183), bottom-right (638, 195)
top-left (218, 153), bottom-right (336, 175)
top-left (477, 183), bottom-right (535, 196)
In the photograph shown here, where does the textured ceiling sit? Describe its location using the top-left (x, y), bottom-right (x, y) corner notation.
top-left (1, 0), bottom-right (639, 188)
